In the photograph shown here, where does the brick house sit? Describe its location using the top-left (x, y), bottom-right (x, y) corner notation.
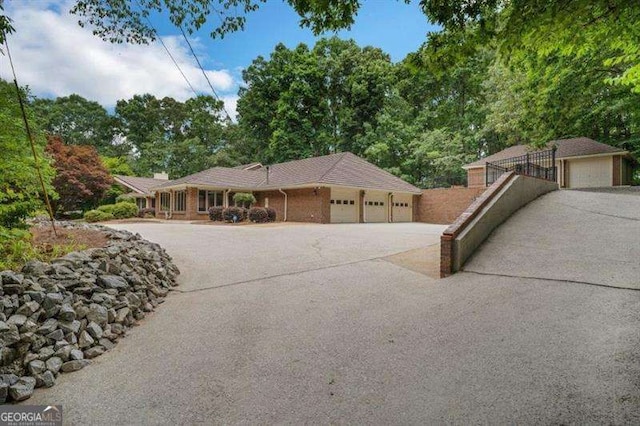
top-left (113, 173), bottom-right (170, 210)
top-left (464, 137), bottom-right (636, 189)
top-left (148, 152), bottom-right (422, 223)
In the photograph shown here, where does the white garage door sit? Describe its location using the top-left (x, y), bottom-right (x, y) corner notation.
top-left (330, 188), bottom-right (359, 223)
top-left (364, 190), bottom-right (388, 223)
top-left (392, 194), bottom-right (413, 222)
top-left (568, 157), bottom-right (612, 188)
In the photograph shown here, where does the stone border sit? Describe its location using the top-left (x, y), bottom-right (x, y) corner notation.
top-left (0, 221), bottom-right (180, 403)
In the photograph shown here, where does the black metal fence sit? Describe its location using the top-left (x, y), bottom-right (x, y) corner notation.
top-left (485, 147), bottom-right (557, 186)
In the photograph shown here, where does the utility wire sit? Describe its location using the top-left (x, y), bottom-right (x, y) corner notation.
top-left (134, 0), bottom-right (199, 98)
top-left (4, 37), bottom-right (58, 235)
top-left (178, 25), bottom-right (234, 122)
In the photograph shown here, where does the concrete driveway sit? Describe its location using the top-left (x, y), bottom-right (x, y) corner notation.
top-left (26, 219), bottom-right (640, 424)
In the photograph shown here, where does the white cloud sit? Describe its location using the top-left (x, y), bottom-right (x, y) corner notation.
top-left (1, 0), bottom-right (238, 117)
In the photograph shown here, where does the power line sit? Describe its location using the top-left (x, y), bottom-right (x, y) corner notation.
top-left (178, 25), bottom-right (234, 122)
top-left (134, 0), bottom-right (199, 98)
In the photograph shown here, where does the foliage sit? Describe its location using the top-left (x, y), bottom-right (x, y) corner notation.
top-left (101, 156), bottom-right (134, 176)
top-left (111, 202), bottom-right (139, 219)
top-left (222, 206), bottom-right (247, 222)
top-left (237, 37), bottom-right (394, 163)
top-left (232, 192), bottom-right (256, 207)
top-left (32, 94), bottom-right (121, 154)
top-left (97, 204), bottom-right (116, 214)
top-left (46, 136), bottom-right (113, 213)
top-left (0, 226), bottom-right (86, 271)
top-left (265, 207), bottom-right (276, 222)
top-left (83, 209), bottom-right (114, 223)
top-left (208, 206), bottom-right (224, 221)
top-left (138, 207), bottom-right (156, 218)
top-left (0, 79), bottom-right (56, 229)
top-left (114, 94), bottom-right (231, 177)
top-left (115, 194), bottom-right (136, 204)
top-left (248, 207), bottom-right (269, 223)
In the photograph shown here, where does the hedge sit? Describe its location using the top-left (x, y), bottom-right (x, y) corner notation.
top-left (222, 206), bottom-right (247, 223)
top-left (138, 208), bottom-right (155, 218)
top-left (84, 210), bottom-right (115, 223)
top-left (116, 194), bottom-right (136, 204)
top-left (266, 207), bottom-right (277, 222)
top-left (112, 202), bottom-right (139, 219)
top-left (208, 206), bottom-right (224, 221)
top-left (248, 207), bottom-right (269, 223)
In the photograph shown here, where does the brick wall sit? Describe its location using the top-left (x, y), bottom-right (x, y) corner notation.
top-left (416, 187), bottom-right (486, 224)
top-left (255, 187), bottom-right (330, 223)
top-left (467, 167), bottom-right (485, 188)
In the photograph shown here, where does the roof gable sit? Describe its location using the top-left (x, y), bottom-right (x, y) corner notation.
top-left (114, 175), bottom-right (172, 194)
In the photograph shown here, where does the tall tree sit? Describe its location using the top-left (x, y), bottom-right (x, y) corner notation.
top-left (32, 94), bottom-right (119, 154)
top-left (237, 37), bottom-right (394, 163)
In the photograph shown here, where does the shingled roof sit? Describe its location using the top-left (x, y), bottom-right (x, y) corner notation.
top-left (464, 137), bottom-right (627, 169)
top-left (152, 152), bottom-right (421, 194)
top-left (114, 175), bottom-right (172, 195)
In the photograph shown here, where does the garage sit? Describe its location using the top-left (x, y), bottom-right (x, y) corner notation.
top-left (363, 190), bottom-right (388, 223)
top-left (330, 187), bottom-right (359, 223)
top-left (392, 194), bottom-right (413, 222)
top-left (568, 156), bottom-right (612, 188)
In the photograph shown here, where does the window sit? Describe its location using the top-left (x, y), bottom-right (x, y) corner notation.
top-left (136, 198), bottom-right (146, 210)
top-left (174, 190), bottom-right (186, 212)
top-left (380, 202), bottom-right (384, 206)
top-left (336, 200), bottom-right (342, 205)
top-left (160, 193), bottom-right (170, 211)
top-left (198, 190), bottom-right (223, 212)
top-left (330, 199), bottom-right (335, 204)
top-left (349, 200), bottom-right (355, 205)
top-left (343, 200), bottom-right (348, 205)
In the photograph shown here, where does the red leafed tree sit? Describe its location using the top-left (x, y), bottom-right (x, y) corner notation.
top-left (46, 136), bottom-right (113, 212)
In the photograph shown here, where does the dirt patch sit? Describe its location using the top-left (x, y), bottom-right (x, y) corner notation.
top-left (383, 245), bottom-right (441, 279)
top-left (31, 226), bottom-right (108, 253)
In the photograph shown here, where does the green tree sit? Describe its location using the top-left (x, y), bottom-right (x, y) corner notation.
top-left (0, 79), bottom-right (56, 228)
top-left (32, 94), bottom-right (119, 154)
top-left (237, 37), bottom-right (394, 163)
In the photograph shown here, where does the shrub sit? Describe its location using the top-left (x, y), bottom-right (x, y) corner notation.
top-left (97, 204), bottom-right (115, 214)
top-left (248, 207), bottom-right (269, 223)
top-left (233, 192), bottom-right (256, 208)
top-left (116, 194), bottom-right (136, 204)
top-left (84, 210), bottom-right (114, 223)
top-left (112, 202), bottom-right (138, 219)
top-left (138, 208), bottom-right (156, 218)
top-left (265, 207), bottom-right (277, 222)
top-left (223, 206), bottom-right (247, 223)
top-left (208, 206), bottom-right (224, 221)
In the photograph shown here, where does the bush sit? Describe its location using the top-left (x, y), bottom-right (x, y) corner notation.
top-left (116, 194), bottom-right (136, 204)
top-left (112, 202), bottom-right (139, 219)
top-left (84, 210), bottom-right (114, 223)
top-left (223, 206), bottom-right (247, 223)
top-left (233, 192), bottom-right (256, 208)
top-left (97, 204), bottom-right (115, 214)
top-left (208, 206), bottom-right (224, 221)
top-left (265, 207), bottom-right (277, 222)
top-left (138, 208), bottom-right (155, 218)
top-left (248, 207), bottom-right (269, 223)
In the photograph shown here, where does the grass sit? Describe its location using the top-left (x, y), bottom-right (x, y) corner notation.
top-left (0, 226), bottom-right (108, 271)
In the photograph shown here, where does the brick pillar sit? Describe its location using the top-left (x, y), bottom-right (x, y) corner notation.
top-left (440, 234), bottom-right (454, 278)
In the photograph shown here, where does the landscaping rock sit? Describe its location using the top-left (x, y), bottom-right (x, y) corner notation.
top-left (98, 275), bottom-right (129, 290)
top-left (0, 221), bottom-right (179, 401)
top-left (46, 356), bottom-right (63, 374)
top-left (8, 377), bottom-right (36, 401)
top-left (61, 359), bottom-right (90, 373)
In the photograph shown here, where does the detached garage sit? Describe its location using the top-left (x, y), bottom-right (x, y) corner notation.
top-left (463, 137), bottom-right (636, 189)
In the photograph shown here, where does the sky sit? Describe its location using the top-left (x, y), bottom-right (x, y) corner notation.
top-left (0, 0), bottom-right (438, 118)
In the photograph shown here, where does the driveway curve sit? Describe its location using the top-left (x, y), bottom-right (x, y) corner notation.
top-left (24, 221), bottom-right (640, 424)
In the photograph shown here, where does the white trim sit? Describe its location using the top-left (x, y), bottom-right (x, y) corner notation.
top-left (152, 182), bottom-right (421, 195)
